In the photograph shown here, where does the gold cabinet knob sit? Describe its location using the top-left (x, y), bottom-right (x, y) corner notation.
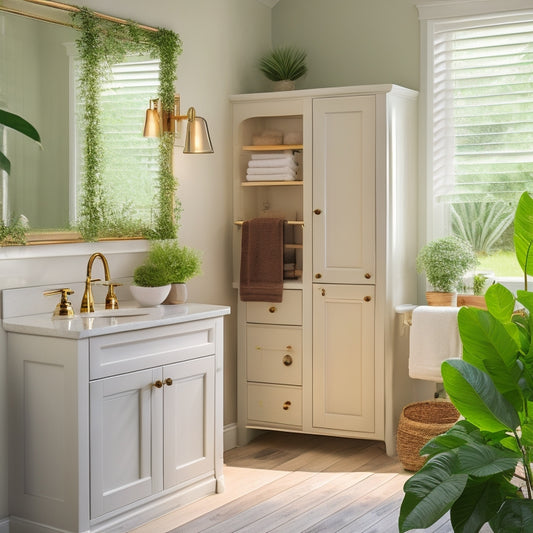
top-left (165, 378), bottom-right (173, 386)
top-left (315, 273), bottom-right (322, 279)
top-left (314, 209), bottom-right (322, 215)
top-left (283, 401), bottom-right (292, 411)
top-left (282, 355), bottom-right (293, 366)
top-left (153, 380), bottom-right (163, 388)
top-left (269, 306), bottom-right (277, 313)
top-left (364, 273), bottom-right (372, 279)
top-left (321, 288), bottom-right (326, 296)
top-left (364, 296), bottom-right (372, 302)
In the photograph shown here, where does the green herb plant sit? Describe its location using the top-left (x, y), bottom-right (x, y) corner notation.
top-left (416, 235), bottom-right (477, 293)
top-left (472, 273), bottom-right (488, 296)
top-left (148, 240), bottom-right (201, 284)
top-left (399, 193), bottom-right (533, 532)
top-left (132, 263), bottom-right (169, 287)
top-left (258, 46), bottom-right (308, 82)
top-left (71, 8), bottom-right (182, 241)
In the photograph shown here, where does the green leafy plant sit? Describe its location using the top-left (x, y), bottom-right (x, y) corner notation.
top-left (71, 8), bottom-right (182, 241)
top-left (472, 273), bottom-right (488, 296)
top-left (258, 46), bottom-right (307, 82)
top-left (0, 109), bottom-right (41, 175)
top-left (148, 240), bottom-right (201, 284)
top-left (0, 218), bottom-right (27, 246)
top-left (514, 191), bottom-right (533, 291)
top-left (132, 263), bottom-right (168, 287)
top-left (416, 235), bottom-right (477, 292)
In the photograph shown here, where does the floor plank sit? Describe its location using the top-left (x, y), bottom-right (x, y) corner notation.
top-left (130, 431), bottom-right (456, 533)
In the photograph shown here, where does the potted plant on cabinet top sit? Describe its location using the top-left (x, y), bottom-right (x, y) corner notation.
top-left (131, 263), bottom-right (171, 307)
top-left (416, 235), bottom-right (477, 306)
top-left (258, 45), bottom-right (308, 91)
top-left (147, 240), bottom-right (202, 305)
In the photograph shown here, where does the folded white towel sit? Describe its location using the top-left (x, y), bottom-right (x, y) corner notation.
top-left (248, 157), bottom-right (296, 168)
top-left (247, 166), bottom-right (296, 176)
top-left (409, 306), bottom-right (462, 382)
top-left (246, 173), bottom-right (296, 181)
top-left (251, 151), bottom-right (293, 160)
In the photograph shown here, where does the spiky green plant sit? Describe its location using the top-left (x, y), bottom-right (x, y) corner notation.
top-left (258, 46), bottom-right (307, 82)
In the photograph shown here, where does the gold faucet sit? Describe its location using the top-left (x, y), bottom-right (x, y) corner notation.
top-left (80, 252), bottom-right (120, 313)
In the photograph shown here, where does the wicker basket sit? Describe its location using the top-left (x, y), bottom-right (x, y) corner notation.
top-left (397, 400), bottom-right (460, 472)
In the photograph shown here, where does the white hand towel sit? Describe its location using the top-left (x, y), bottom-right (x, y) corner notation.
top-left (409, 306), bottom-right (462, 382)
top-left (247, 166), bottom-right (296, 176)
top-left (248, 157), bottom-right (296, 168)
top-left (246, 173), bottom-right (296, 181)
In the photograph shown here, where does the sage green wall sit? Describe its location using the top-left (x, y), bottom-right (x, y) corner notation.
top-left (271, 0), bottom-right (420, 91)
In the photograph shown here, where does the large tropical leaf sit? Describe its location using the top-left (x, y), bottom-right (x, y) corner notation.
top-left (0, 109), bottom-right (41, 175)
top-left (421, 420), bottom-right (485, 458)
top-left (485, 283), bottom-right (516, 323)
top-left (514, 191), bottom-right (533, 285)
top-left (400, 452), bottom-right (468, 532)
top-left (491, 499), bottom-right (533, 532)
top-left (455, 443), bottom-right (519, 477)
top-left (442, 359), bottom-right (520, 432)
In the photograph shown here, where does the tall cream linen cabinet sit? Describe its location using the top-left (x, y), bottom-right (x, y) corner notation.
top-left (232, 85), bottom-right (421, 455)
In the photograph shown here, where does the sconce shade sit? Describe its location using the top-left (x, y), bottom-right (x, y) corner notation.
top-left (143, 107), bottom-right (160, 137)
top-left (183, 114), bottom-right (214, 154)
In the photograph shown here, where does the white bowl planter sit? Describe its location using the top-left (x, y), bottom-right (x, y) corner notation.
top-left (130, 284), bottom-right (171, 307)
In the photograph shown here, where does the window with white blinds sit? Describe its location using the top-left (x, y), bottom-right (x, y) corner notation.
top-left (425, 10), bottom-right (533, 275)
top-left (76, 56), bottom-right (160, 222)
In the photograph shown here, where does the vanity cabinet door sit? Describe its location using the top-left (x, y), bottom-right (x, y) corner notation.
top-left (163, 356), bottom-right (215, 490)
top-left (90, 367), bottom-right (163, 518)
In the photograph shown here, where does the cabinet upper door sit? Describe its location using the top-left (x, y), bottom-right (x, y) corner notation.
top-left (312, 95), bottom-right (376, 284)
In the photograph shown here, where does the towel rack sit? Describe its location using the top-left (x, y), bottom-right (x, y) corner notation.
top-left (234, 220), bottom-right (304, 226)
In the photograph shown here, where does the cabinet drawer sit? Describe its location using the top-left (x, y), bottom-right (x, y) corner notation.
top-left (246, 324), bottom-right (302, 385)
top-left (90, 319), bottom-right (217, 379)
top-left (246, 290), bottom-right (302, 325)
top-left (247, 383), bottom-right (302, 427)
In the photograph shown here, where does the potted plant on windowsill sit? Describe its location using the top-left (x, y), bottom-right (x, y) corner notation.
top-left (416, 235), bottom-right (477, 306)
top-left (146, 240), bottom-right (202, 304)
top-left (457, 272), bottom-right (491, 309)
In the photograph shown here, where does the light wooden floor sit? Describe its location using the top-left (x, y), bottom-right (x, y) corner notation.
top-left (132, 431), bottom-right (456, 533)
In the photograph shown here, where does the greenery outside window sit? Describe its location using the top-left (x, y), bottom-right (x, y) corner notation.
top-left (418, 1), bottom-right (533, 278)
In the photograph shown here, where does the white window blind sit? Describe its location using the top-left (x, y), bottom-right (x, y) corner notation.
top-left (432, 13), bottom-right (533, 205)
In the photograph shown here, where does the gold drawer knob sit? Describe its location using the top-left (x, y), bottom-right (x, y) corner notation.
top-left (269, 306), bottom-right (277, 313)
top-left (314, 209), bottom-right (322, 215)
top-left (364, 296), bottom-right (372, 302)
top-left (283, 401), bottom-right (292, 410)
top-left (315, 273), bottom-right (322, 279)
top-left (153, 380), bottom-right (163, 389)
top-left (283, 355), bottom-right (293, 366)
top-left (165, 377), bottom-right (173, 386)
top-left (364, 273), bottom-right (372, 279)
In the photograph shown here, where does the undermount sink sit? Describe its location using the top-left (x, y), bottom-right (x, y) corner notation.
top-left (79, 308), bottom-right (151, 318)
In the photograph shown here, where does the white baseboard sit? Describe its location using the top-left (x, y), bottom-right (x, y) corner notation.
top-left (0, 517), bottom-right (9, 533)
top-left (224, 423), bottom-right (238, 451)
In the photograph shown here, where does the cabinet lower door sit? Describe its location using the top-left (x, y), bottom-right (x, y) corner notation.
top-left (90, 367), bottom-right (163, 518)
top-left (163, 356), bottom-right (215, 490)
top-left (313, 284), bottom-right (375, 433)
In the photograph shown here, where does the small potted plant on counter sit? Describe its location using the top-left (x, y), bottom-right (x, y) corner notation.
top-left (147, 240), bottom-right (202, 304)
top-left (416, 235), bottom-right (477, 306)
top-left (457, 272), bottom-right (491, 309)
top-left (130, 263), bottom-right (171, 307)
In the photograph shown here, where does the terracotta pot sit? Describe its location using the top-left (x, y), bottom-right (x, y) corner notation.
top-left (457, 294), bottom-right (487, 309)
top-left (425, 291), bottom-right (457, 306)
top-left (164, 283), bottom-right (188, 305)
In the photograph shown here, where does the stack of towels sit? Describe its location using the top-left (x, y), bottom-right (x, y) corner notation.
top-left (246, 151), bottom-right (299, 182)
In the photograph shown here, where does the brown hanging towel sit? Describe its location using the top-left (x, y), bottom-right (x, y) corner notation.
top-left (240, 217), bottom-right (285, 302)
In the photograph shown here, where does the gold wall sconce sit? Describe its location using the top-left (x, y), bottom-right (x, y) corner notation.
top-left (143, 95), bottom-right (214, 154)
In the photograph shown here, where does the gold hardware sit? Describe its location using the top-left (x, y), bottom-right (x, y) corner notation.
top-left (165, 377), bottom-right (173, 386)
top-left (282, 355), bottom-right (293, 366)
top-left (153, 380), bottom-right (163, 389)
top-left (365, 273), bottom-right (372, 279)
top-left (321, 288), bottom-right (326, 296)
top-left (80, 253), bottom-right (119, 313)
top-left (44, 288), bottom-right (75, 318)
top-left (314, 209), bottom-right (322, 215)
top-left (315, 273), bottom-right (322, 279)
top-left (364, 296), bottom-right (372, 302)
top-left (286, 345), bottom-right (292, 350)
top-left (283, 401), bottom-right (291, 410)
top-left (269, 306), bottom-right (277, 313)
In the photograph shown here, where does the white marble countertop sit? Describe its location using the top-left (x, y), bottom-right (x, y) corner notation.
top-left (2, 302), bottom-right (231, 339)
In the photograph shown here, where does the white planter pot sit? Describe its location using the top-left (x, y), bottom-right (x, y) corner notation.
top-left (164, 283), bottom-right (188, 305)
top-left (130, 284), bottom-right (171, 307)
